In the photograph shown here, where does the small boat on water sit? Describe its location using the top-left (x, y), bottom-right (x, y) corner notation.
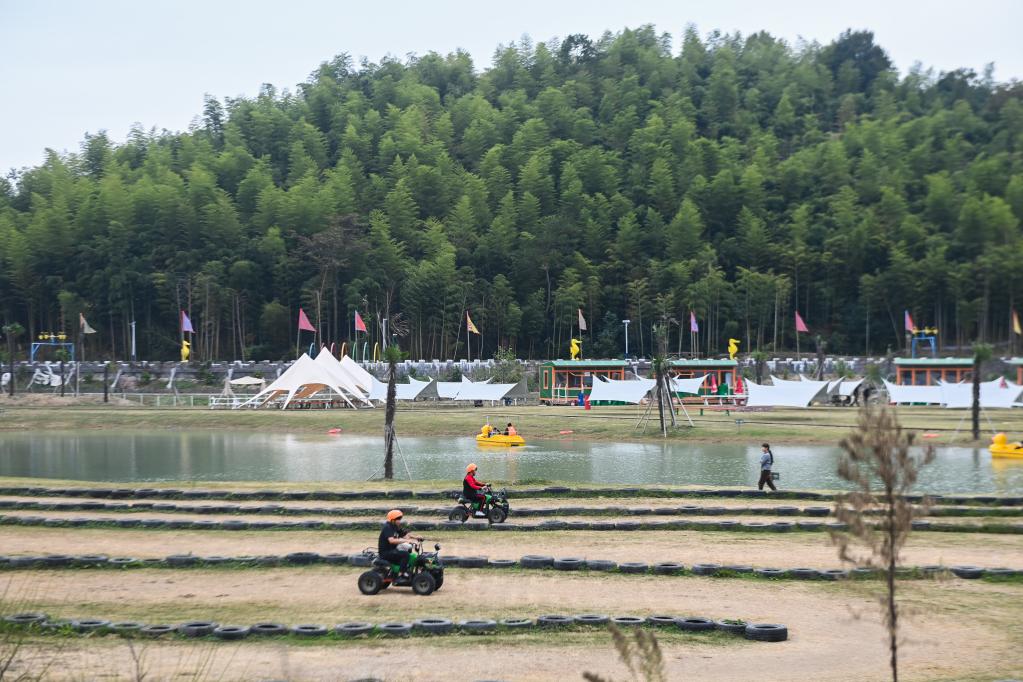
top-left (990, 433), bottom-right (1023, 459)
top-left (475, 423), bottom-right (525, 447)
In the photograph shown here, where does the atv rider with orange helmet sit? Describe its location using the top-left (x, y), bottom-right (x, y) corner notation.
top-left (463, 463), bottom-right (492, 517)
top-left (378, 509), bottom-right (423, 577)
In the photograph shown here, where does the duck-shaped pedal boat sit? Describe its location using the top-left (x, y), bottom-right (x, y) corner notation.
top-left (990, 433), bottom-right (1023, 459)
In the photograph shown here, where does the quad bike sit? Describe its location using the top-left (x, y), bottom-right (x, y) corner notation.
top-left (449, 485), bottom-right (509, 523)
top-left (357, 540), bottom-right (444, 596)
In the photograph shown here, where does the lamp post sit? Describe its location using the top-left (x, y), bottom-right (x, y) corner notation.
top-left (622, 319), bottom-right (631, 358)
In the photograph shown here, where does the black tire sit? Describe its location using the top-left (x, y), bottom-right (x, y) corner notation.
top-left (520, 555), bottom-right (554, 569)
top-left (691, 563), bottom-right (721, 576)
top-left (335, 622), bottom-right (374, 637)
top-left (349, 553), bottom-right (375, 567)
top-left (715, 620), bottom-right (747, 635)
top-left (745, 623), bottom-right (788, 642)
top-left (647, 615), bottom-right (678, 627)
top-left (611, 616), bottom-right (645, 627)
top-left (722, 565), bottom-right (754, 574)
top-left (553, 558), bottom-right (585, 571)
top-left (790, 568), bottom-right (820, 580)
top-left (820, 569), bottom-right (849, 580)
top-left (178, 621), bottom-right (218, 637)
top-left (413, 618), bottom-right (453, 634)
top-left (291, 624), bottom-right (328, 637)
top-left (412, 572), bottom-right (437, 596)
top-left (109, 622), bottom-right (145, 635)
top-left (951, 565), bottom-right (985, 579)
top-left (488, 507), bottom-right (508, 524)
top-left (458, 556), bottom-right (488, 569)
top-left (214, 625), bottom-right (250, 640)
top-left (358, 570), bottom-right (384, 595)
top-left (431, 569), bottom-right (444, 590)
top-left (585, 560), bottom-right (617, 572)
top-left (250, 622), bottom-right (288, 636)
top-left (74, 555), bottom-right (109, 567)
top-left (653, 562), bottom-right (684, 575)
top-left (676, 617), bottom-right (716, 631)
top-left (377, 622), bottom-right (413, 637)
top-left (285, 552), bottom-right (321, 565)
top-left (449, 507), bottom-right (469, 523)
top-left (42, 555), bottom-right (73, 568)
top-left (500, 618), bottom-right (533, 630)
top-left (165, 555), bottom-right (199, 568)
top-left (459, 619), bottom-right (497, 634)
top-left (323, 553), bottom-right (349, 565)
top-left (487, 559), bottom-right (517, 568)
top-left (140, 624), bottom-right (175, 637)
top-left (4, 613), bottom-right (46, 626)
top-left (574, 614), bottom-right (609, 626)
top-left (619, 562), bottom-right (648, 574)
top-left (109, 558), bottom-right (138, 569)
top-left (537, 614), bottom-right (573, 628)
top-left (73, 619), bottom-right (111, 633)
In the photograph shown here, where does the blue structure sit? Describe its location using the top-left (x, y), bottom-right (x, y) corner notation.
top-left (30, 332), bottom-right (74, 362)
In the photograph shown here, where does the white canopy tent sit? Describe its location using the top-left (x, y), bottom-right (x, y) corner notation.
top-left (588, 376), bottom-right (656, 404)
top-left (939, 379), bottom-right (1023, 409)
top-left (368, 377), bottom-right (437, 402)
top-left (340, 355), bottom-right (376, 393)
top-left (882, 380), bottom-right (944, 405)
top-left (670, 374), bottom-right (708, 395)
top-left (745, 378), bottom-right (831, 408)
top-left (313, 348), bottom-right (373, 406)
top-left (237, 353), bottom-right (370, 409)
top-left (837, 378), bottom-right (865, 397)
top-left (229, 376), bottom-right (266, 387)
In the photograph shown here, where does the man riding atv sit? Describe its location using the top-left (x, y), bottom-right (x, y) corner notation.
top-left (463, 463), bottom-right (492, 518)
top-left (378, 509), bottom-right (423, 578)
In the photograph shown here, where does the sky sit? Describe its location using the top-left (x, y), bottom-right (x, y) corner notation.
top-left (1, 0), bottom-right (1020, 173)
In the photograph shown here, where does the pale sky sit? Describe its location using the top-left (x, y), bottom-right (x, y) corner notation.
top-left (1, 0), bottom-right (1020, 173)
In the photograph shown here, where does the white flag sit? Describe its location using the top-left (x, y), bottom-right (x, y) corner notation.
top-left (577, 309), bottom-right (587, 332)
top-left (80, 313), bottom-right (96, 334)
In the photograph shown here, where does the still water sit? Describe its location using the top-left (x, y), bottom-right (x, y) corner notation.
top-left (0, 431), bottom-right (1020, 495)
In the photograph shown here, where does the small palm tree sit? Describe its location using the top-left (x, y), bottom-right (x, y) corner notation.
top-left (382, 344), bottom-right (404, 480)
top-left (971, 343), bottom-right (993, 441)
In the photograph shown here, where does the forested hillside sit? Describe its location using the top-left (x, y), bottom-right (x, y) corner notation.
top-left (2, 26), bottom-right (1022, 362)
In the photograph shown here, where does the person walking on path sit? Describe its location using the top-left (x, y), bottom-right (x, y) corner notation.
top-left (758, 443), bottom-right (777, 492)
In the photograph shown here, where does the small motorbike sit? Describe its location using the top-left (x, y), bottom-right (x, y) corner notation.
top-left (449, 485), bottom-right (510, 523)
top-left (357, 540), bottom-right (444, 596)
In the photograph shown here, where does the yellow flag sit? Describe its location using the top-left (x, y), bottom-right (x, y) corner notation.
top-left (1014, 309), bottom-right (1022, 335)
top-left (466, 312), bottom-right (480, 335)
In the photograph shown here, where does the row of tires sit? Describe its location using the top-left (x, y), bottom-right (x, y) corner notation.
top-left (1, 552), bottom-right (1016, 580)
top-left (4, 498), bottom-right (1013, 520)
top-left (1, 485), bottom-right (1015, 507)
top-left (2, 612), bottom-right (788, 642)
top-left (4, 513), bottom-right (1018, 535)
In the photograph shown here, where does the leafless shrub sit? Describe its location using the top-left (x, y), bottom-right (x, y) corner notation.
top-left (583, 624), bottom-right (667, 682)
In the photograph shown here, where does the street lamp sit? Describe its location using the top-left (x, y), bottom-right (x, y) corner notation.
top-left (622, 319), bottom-right (631, 358)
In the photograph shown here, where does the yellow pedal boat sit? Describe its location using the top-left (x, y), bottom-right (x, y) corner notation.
top-left (475, 433), bottom-right (526, 447)
top-left (990, 433), bottom-right (1023, 459)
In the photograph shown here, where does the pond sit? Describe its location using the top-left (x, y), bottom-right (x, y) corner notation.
top-left (0, 431), bottom-right (1020, 495)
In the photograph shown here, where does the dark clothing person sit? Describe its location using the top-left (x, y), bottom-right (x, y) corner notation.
top-left (758, 447), bottom-right (777, 491)
top-left (378, 522), bottom-right (411, 571)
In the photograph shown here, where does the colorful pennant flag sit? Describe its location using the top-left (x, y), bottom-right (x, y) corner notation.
top-left (354, 311), bottom-right (367, 333)
top-left (1013, 309), bottom-right (1021, 336)
top-left (466, 312), bottom-right (479, 335)
top-left (795, 311), bottom-right (809, 333)
top-left (578, 309), bottom-right (587, 332)
top-left (180, 311), bottom-right (194, 334)
top-left (79, 313), bottom-right (96, 335)
top-left (904, 310), bottom-right (915, 332)
top-left (297, 308), bottom-right (316, 332)
top-left (689, 311), bottom-right (699, 333)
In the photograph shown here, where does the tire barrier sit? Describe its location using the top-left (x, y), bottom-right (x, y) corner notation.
top-left (1, 552), bottom-right (1016, 584)
top-left (5, 511), bottom-right (1018, 535)
top-left (1, 485), bottom-right (1018, 509)
top-left (1, 609), bottom-right (787, 643)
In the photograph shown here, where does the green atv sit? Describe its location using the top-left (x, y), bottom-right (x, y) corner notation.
top-left (357, 540), bottom-right (444, 596)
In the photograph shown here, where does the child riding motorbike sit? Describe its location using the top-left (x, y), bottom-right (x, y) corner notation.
top-left (463, 463), bottom-right (492, 518)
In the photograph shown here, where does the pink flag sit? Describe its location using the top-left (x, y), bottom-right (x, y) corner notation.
top-left (794, 311), bottom-right (809, 333)
top-left (180, 311), bottom-right (194, 334)
top-left (689, 311), bottom-right (699, 333)
top-left (297, 308), bottom-right (316, 332)
top-left (354, 311), bottom-right (367, 333)
top-left (904, 310), bottom-right (915, 332)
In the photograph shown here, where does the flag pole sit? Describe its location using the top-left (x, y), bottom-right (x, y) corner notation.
top-left (467, 312), bottom-right (472, 364)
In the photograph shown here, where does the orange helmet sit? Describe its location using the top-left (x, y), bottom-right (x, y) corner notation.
top-left (386, 509), bottom-right (403, 522)
top-left (466, 463), bottom-right (477, 473)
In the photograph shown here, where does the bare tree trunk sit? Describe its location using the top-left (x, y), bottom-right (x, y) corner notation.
top-left (384, 356), bottom-right (397, 480)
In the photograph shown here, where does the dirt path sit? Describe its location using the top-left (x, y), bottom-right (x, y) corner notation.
top-left (3, 571), bottom-right (1020, 682)
top-left (4, 526), bottom-right (1021, 567)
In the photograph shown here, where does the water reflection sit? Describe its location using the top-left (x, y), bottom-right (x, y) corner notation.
top-left (0, 431), bottom-right (1020, 494)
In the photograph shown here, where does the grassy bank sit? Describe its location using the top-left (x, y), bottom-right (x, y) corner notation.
top-left (3, 402), bottom-right (1022, 445)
